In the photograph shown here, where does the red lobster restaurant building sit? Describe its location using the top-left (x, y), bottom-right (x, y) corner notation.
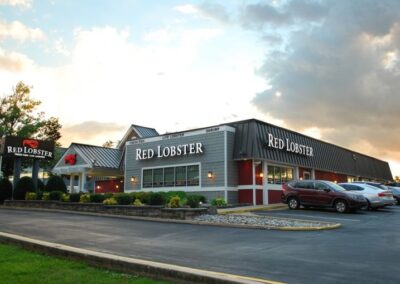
top-left (53, 119), bottom-right (393, 205)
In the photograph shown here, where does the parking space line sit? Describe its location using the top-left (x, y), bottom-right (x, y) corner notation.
top-left (266, 213), bottom-right (361, 222)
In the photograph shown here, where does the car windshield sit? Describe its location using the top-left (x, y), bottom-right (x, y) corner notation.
top-left (324, 181), bottom-right (346, 192)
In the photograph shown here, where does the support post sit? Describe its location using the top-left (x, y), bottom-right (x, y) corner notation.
top-left (252, 161), bottom-right (256, 206)
top-left (32, 160), bottom-right (40, 190)
top-left (13, 158), bottom-right (21, 199)
top-left (69, 174), bottom-right (74, 193)
top-left (81, 170), bottom-right (86, 192)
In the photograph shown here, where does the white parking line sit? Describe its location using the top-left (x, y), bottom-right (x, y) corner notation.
top-left (268, 213), bottom-right (361, 222)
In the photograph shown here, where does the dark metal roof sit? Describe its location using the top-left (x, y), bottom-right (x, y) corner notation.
top-left (72, 143), bottom-right (122, 169)
top-left (132, 124), bottom-right (159, 138)
top-left (228, 119), bottom-right (392, 181)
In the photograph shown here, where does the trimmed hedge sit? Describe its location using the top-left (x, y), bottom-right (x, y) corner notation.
top-left (44, 175), bottom-right (67, 193)
top-left (148, 192), bottom-right (166, 205)
top-left (89, 194), bottom-right (107, 203)
top-left (13, 177), bottom-right (35, 200)
top-left (69, 193), bottom-right (81, 202)
top-left (0, 178), bottom-right (13, 203)
top-left (49, 191), bottom-right (63, 201)
top-left (186, 195), bottom-right (204, 208)
top-left (114, 193), bottom-right (133, 205)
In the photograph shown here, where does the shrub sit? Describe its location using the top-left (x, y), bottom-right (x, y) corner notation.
top-left (35, 191), bottom-right (43, 200)
top-left (168, 196), bottom-right (181, 208)
top-left (44, 175), bottom-right (67, 193)
top-left (25, 192), bottom-right (37, 200)
top-left (103, 197), bottom-right (118, 205)
top-left (13, 177), bottom-right (35, 200)
top-left (148, 192), bottom-right (166, 206)
top-left (61, 193), bottom-right (70, 202)
top-left (49, 191), bottom-right (63, 201)
top-left (79, 194), bottom-right (91, 203)
top-left (103, 193), bottom-right (114, 200)
top-left (0, 178), bottom-right (12, 203)
top-left (164, 191), bottom-right (186, 203)
top-left (186, 195), bottom-right (205, 208)
top-left (90, 194), bottom-right (107, 203)
top-left (133, 198), bottom-right (143, 206)
top-left (69, 193), bottom-right (81, 202)
top-left (131, 192), bottom-right (150, 204)
top-left (114, 193), bottom-right (133, 205)
top-left (42, 192), bottom-right (50, 201)
top-left (211, 198), bottom-right (227, 207)
top-left (37, 179), bottom-right (45, 191)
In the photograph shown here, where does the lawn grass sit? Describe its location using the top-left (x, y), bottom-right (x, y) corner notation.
top-left (0, 243), bottom-right (169, 284)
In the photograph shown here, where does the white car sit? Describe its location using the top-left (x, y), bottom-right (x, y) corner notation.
top-left (339, 183), bottom-right (396, 209)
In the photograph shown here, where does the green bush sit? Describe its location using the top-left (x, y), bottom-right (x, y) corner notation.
top-left (132, 198), bottom-right (143, 206)
top-left (69, 193), bottom-right (80, 202)
top-left (44, 175), bottom-right (67, 193)
top-left (164, 191), bottom-right (186, 203)
top-left (0, 178), bottom-right (13, 203)
top-left (79, 194), bottom-right (91, 203)
top-left (186, 194), bottom-right (205, 208)
top-left (148, 192), bottom-right (166, 206)
top-left (103, 193), bottom-right (114, 200)
top-left (103, 197), bottom-right (118, 205)
top-left (114, 193), bottom-right (133, 205)
top-left (130, 192), bottom-right (150, 204)
top-left (211, 197), bottom-right (227, 207)
top-left (42, 192), bottom-right (50, 201)
top-left (61, 193), bottom-right (70, 202)
top-left (168, 196), bottom-right (181, 208)
top-left (49, 191), bottom-right (63, 201)
top-left (37, 179), bottom-right (45, 191)
top-left (13, 177), bottom-right (35, 200)
top-left (89, 194), bottom-right (106, 203)
top-left (25, 192), bottom-right (37, 200)
top-left (35, 191), bottom-right (43, 200)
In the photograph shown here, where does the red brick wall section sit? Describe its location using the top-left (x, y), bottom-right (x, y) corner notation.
top-left (315, 170), bottom-right (347, 183)
top-left (299, 167), bottom-right (312, 179)
top-left (238, 160), bottom-right (253, 185)
top-left (268, 190), bottom-right (283, 204)
top-left (256, 189), bottom-right (263, 205)
top-left (256, 163), bottom-right (263, 185)
top-left (95, 179), bottom-right (124, 193)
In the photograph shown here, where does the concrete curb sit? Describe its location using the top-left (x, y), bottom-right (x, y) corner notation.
top-left (0, 206), bottom-right (341, 231)
top-left (218, 204), bottom-right (288, 215)
top-left (0, 232), bottom-right (283, 284)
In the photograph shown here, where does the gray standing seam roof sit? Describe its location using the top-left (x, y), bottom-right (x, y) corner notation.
top-left (132, 124), bottom-right (159, 138)
top-left (72, 143), bottom-right (122, 169)
top-left (229, 119), bottom-right (392, 180)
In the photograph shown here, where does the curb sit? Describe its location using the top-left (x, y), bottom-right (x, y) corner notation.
top-left (0, 232), bottom-right (284, 284)
top-left (0, 206), bottom-right (341, 231)
top-left (218, 204), bottom-right (288, 215)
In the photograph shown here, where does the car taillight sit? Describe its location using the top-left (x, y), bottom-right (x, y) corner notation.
top-left (378, 192), bottom-right (390, 197)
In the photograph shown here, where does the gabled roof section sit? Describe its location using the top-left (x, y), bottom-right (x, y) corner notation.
top-left (71, 143), bottom-right (122, 169)
top-left (117, 124), bottom-right (158, 149)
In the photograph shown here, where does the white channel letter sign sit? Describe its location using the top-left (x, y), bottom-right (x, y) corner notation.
top-left (267, 133), bottom-right (314, 157)
top-left (136, 142), bottom-right (203, 160)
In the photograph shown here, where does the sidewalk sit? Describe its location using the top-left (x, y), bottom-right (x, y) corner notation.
top-left (218, 203), bottom-right (287, 215)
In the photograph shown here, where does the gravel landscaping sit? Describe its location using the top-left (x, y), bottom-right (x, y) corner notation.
top-left (194, 214), bottom-right (336, 228)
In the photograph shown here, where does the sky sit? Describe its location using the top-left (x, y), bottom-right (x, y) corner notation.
top-left (0, 0), bottom-right (399, 178)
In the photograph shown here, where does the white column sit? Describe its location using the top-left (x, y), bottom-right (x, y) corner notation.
top-left (81, 170), bottom-right (87, 192)
top-left (78, 174), bottom-right (82, 192)
top-left (311, 169), bottom-right (316, 179)
top-left (263, 161), bottom-right (269, 205)
top-left (69, 174), bottom-right (74, 193)
top-left (252, 161), bottom-right (256, 206)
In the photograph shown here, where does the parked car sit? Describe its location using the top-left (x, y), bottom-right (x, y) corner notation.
top-left (386, 186), bottom-right (400, 205)
top-left (282, 180), bottom-right (367, 213)
top-left (339, 183), bottom-right (396, 209)
top-left (352, 182), bottom-right (397, 206)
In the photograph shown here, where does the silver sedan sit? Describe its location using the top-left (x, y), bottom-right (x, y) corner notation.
top-left (339, 183), bottom-right (396, 209)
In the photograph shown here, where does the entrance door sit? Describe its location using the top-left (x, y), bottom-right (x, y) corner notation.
top-left (303, 171), bottom-right (311, 180)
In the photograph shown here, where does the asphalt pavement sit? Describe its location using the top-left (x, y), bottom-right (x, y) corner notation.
top-left (0, 206), bottom-right (399, 284)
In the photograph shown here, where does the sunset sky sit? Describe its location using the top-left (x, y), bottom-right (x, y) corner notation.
top-left (1, 0), bottom-right (399, 178)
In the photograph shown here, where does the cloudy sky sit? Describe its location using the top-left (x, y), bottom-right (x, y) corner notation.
top-left (1, 0), bottom-right (399, 178)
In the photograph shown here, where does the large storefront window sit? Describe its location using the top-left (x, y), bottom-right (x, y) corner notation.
top-left (267, 165), bottom-right (294, 184)
top-left (142, 164), bottom-right (200, 188)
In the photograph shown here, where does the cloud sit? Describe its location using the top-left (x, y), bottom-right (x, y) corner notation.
top-left (0, 0), bottom-right (32, 8)
top-left (174, 3), bottom-right (231, 23)
top-left (0, 47), bottom-right (33, 71)
top-left (248, 0), bottom-right (400, 164)
top-left (61, 121), bottom-right (126, 146)
top-left (0, 20), bottom-right (45, 42)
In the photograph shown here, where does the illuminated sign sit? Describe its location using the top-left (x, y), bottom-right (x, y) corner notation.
top-left (267, 133), bottom-right (314, 157)
top-left (0, 136), bottom-right (55, 159)
top-left (136, 142), bottom-right (203, 160)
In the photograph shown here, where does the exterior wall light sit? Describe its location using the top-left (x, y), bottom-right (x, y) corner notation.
top-left (130, 176), bottom-right (137, 183)
top-left (96, 185), bottom-right (100, 190)
top-left (116, 185), bottom-right (119, 189)
top-left (259, 172), bottom-right (264, 178)
top-left (208, 171), bottom-right (213, 179)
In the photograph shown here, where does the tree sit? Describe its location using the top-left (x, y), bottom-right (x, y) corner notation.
top-left (44, 175), bottom-right (67, 193)
top-left (102, 140), bottom-right (115, 148)
top-left (13, 176), bottom-right (35, 200)
top-left (0, 81), bottom-right (62, 177)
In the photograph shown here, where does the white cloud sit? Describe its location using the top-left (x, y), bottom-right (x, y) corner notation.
top-left (0, 47), bottom-right (33, 72)
top-left (0, 0), bottom-right (32, 8)
top-left (174, 4), bottom-right (199, 15)
top-left (0, 20), bottom-right (45, 42)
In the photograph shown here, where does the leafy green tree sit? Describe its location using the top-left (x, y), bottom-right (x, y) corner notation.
top-left (0, 81), bottom-right (62, 177)
top-left (44, 175), bottom-right (67, 193)
top-left (13, 176), bottom-right (35, 200)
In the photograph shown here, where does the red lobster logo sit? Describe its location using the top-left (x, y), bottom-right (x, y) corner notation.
top-left (23, 139), bottom-right (39, 149)
top-left (65, 154), bottom-right (77, 165)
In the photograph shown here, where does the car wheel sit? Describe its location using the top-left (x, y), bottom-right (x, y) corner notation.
top-left (287, 197), bottom-right (300, 210)
top-left (366, 200), bottom-right (372, 210)
top-left (334, 199), bottom-right (348, 213)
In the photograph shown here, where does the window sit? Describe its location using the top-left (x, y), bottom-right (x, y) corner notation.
top-left (142, 164), bottom-right (199, 188)
top-left (143, 169), bottom-right (153, 188)
top-left (268, 165), bottom-right (294, 184)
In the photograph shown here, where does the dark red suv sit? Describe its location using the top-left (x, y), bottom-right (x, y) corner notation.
top-left (282, 180), bottom-right (367, 213)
